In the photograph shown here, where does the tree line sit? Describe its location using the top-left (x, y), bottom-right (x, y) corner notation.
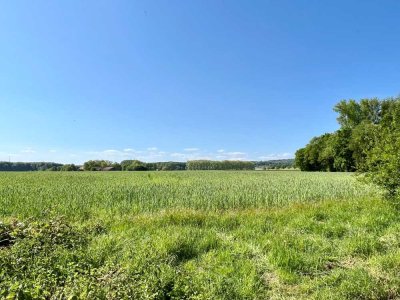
top-left (85, 160), bottom-right (256, 171)
top-left (254, 159), bottom-right (294, 170)
top-left (186, 160), bottom-right (255, 170)
top-left (295, 98), bottom-right (399, 172)
top-left (0, 160), bottom-right (260, 171)
top-left (0, 162), bottom-right (64, 171)
top-left (295, 96), bottom-right (400, 199)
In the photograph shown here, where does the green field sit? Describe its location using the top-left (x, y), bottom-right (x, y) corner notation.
top-left (1, 171), bottom-right (399, 299)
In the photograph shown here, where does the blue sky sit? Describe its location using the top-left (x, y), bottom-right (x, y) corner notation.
top-left (1, 1), bottom-right (399, 163)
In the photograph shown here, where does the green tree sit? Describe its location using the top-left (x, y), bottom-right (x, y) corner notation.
top-left (83, 160), bottom-right (113, 171)
top-left (121, 160), bottom-right (148, 171)
top-left (60, 164), bottom-right (78, 171)
top-left (363, 99), bottom-right (400, 199)
top-left (333, 99), bottom-right (363, 128)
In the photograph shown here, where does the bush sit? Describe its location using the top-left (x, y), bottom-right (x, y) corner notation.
top-left (363, 100), bottom-right (400, 200)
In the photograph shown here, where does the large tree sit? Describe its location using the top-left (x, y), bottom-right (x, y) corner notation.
top-left (296, 96), bottom-right (400, 200)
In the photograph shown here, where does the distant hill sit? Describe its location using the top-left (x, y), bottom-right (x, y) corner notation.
top-left (253, 159), bottom-right (295, 170)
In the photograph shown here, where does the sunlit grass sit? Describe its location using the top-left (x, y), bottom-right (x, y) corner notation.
top-left (0, 171), bottom-right (379, 220)
top-left (1, 171), bottom-right (398, 299)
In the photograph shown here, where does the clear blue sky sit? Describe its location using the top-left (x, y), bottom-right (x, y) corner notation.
top-left (1, 1), bottom-right (399, 163)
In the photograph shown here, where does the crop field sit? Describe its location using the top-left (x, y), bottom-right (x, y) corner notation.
top-left (1, 171), bottom-right (399, 299)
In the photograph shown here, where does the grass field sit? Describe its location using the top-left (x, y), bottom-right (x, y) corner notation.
top-left (1, 171), bottom-right (399, 299)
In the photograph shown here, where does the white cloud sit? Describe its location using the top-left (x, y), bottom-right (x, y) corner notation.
top-left (167, 150), bottom-right (250, 161)
top-left (193, 156), bottom-right (212, 160)
top-left (82, 148), bottom-right (169, 162)
top-left (184, 148), bottom-right (199, 152)
top-left (227, 151), bottom-right (246, 155)
top-left (103, 149), bottom-right (119, 154)
top-left (258, 153), bottom-right (293, 160)
top-left (214, 151), bottom-right (248, 161)
top-left (21, 148), bottom-right (35, 154)
top-left (170, 152), bottom-right (186, 158)
top-left (0, 152), bottom-right (20, 161)
top-left (6, 146), bottom-right (293, 164)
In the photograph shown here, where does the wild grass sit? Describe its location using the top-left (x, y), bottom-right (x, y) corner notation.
top-left (1, 171), bottom-right (399, 299)
top-left (0, 171), bottom-right (378, 219)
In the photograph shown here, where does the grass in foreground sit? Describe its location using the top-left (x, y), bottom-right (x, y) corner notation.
top-left (0, 172), bottom-right (398, 299)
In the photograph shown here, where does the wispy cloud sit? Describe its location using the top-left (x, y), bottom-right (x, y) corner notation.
top-left (7, 146), bottom-right (293, 164)
top-left (170, 152), bottom-right (186, 158)
top-left (0, 152), bottom-right (20, 160)
top-left (85, 147), bottom-right (169, 162)
top-left (215, 151), bottom-right (248, 161)
top-left (258, 153), bottom-right (293, 160)
top-left (184, 148), bottom-right (199, 152)
top-left (103, 149), bottom-right (119, 154)
top-left (20, 148), bottom-right (35, 154)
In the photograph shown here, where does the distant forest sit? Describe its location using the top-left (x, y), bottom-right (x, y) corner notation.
top-left (254, 159), bottom-right (294, 170)
top-left (0, 159), bottom-right (294, 172)
top-left (0, 162), bottom-right (63, 171)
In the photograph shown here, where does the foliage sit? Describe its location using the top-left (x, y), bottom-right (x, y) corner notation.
top-left (187, 160), bottom-right (255, 170)
top-left (254, 159), bottom-right (295, 170)
top-left (83, 160), bottom-right (121, 171)
top-left (296, 128), bottom-right (356, 172)
top-left (295, 97), bottom-right (400, 173)
top-left (333, 98), bottom-right (382, 128)
top-left (60, 164), bottom-right (79, 171)
top-left (0, 218), bottom-right (136, 299)
top-left (146, 161), bottom-right (187, 171)
top-left (0, 162), bottom-right (63, 171)
top-left (296, 96), bottom-right (400, 201)
top-left (120, 159), bottom-right (146, 171)
top-left (0, 172), bottom-right (398, 298)
top-left (363, 99), bottom-right (400, 200)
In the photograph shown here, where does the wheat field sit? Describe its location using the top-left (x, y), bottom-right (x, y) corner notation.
top-left (1, 171), bottom-right (399, 299)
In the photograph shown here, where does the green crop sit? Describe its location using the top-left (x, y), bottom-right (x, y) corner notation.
top-left (0, 171), bottom-right (398, 299)
top-left (0, 171), bottom-right (379, 220)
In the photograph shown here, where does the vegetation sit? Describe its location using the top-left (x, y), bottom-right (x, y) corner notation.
top-left (254, 159), bottom-right (294, 170)
top-left (146, 161), bottom-right (187, 171)
top-left (1, 97), bottom-right (399, 298)
top-left (1, 171), bottom-right (399, 299)
top-left (0, 162), bottom-right (63, 171)
top-left (295, 97), bottom-right (400, 200)
top-left (83, 160), bottom-right (122, 171)
top-left (121, 160), bottom-right (187, 171)
top-left (295, 97), bottom-right (399, 172)
top-left (0, 160), bottom-right (276, 172)
top-left (60, 164), bottom-right (79, 171)
top-left (187, 160), bottom-right (255, 170)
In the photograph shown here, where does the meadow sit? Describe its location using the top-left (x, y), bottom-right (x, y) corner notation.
top-left (1, 171), bottom-right (399, 299)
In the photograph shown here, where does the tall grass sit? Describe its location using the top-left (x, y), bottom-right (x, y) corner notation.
top-left (0, 171), bottom-right (379, 220)
top-left (1, 171), bottom-right (398, 299)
